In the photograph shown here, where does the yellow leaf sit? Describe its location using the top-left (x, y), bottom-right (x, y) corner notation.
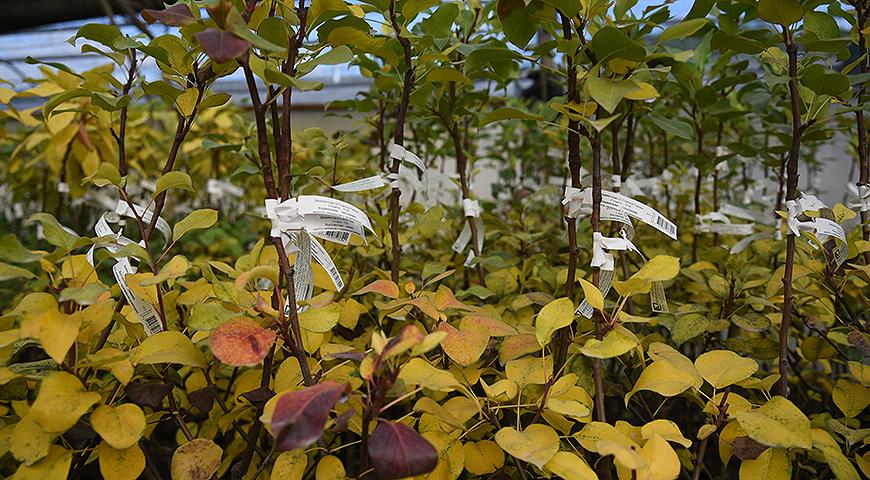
top-left (171, 438), bottom-right (222, 480)
top-left (438, 322), bottom-right (489, 367)
top-left (703, 392), bottom-right (752, 416)
top-left (98, 441), bottom-right (145, 480)
top-left (505, 355), bottom-right (553, 387)
top-left (75, 299), bottom-right (114, 343)
top-left (271, 450), bottom-right (307, 480)
top-left (738, 448), bottom-right (790, 480)
top-left (578, 278), bottom-right (604, 311)
top-left (125, 273), bottom-right (159, 305)
top-left (480, 378), bottom-right (518, 403)
top-left (11, 415), bottom-right (54, 465)
top-left (697, 424), bottom-right (717, 440)
top-left (91, 404), bottom-right (146, 450)
top-left (464, 440), bottom-right (505, 475)
top-left (315, 455), bottom-right (345, 480)
top-left (579, 326), bottom-right (639, 359)
top-left (641, 420), bottom-right (691, 448)
top-left (648, 343), bottom-right (703, 389)
top-left (639, 433), bottom-right (680, 480)
top-left (423, 430), bottom-right (465, 480)
top-left (625, 360), bottom-right (697, 405)
top-left (718, 420), bottom-right (742, 464)
top-left (811, 429), bottom-right (860, 480)
top-left (575, 422), bottom-right (640, 458)
top-left (29, 372), bottom-right (101, 433)
top-left (12, 445), bottom-right (71, 480)
top-left (397, 358), bottom-right (460, 392)
top-left (857, 451), bottom-right (870, 478)
top-left (847, 361), bottom-right (870, 386)
top-left (735, 396), bottom-right (812, 449)
top-left (298, 303), bottom-right (342, 333)
top-left (598, 440), bottom-right (645, 470)
top-left (494, 424), bottom-right (559, 469)
top-left (141, 255), bottom-right (189, 285)
top-left (544, 451), bottom-right (598, 480)
top-left (175, 87), bottom-right (199, 117)
top-left (130, 331), bottom-right (207, 368)
top-left (623, 81), bottom-right (660, 101)
top-left (535, 297), bottom-right (575, 346)
top-left (634, 255), bottom-right (680, 282)
top-left (38, 307), bottom-right (80, 364)
top-left (694, 350), bottom-right (758, 388)
top-left (832, 379), bottom-right (870, 418)
top-left (87, 348), bottom-right (134, 385)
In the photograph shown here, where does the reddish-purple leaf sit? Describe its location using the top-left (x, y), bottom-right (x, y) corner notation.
top-left (195, 29), bottom-right (250, 64)
top-left (368, 421), bottom-right (438, 480)
top-left (141, 4), bottom-right (195, 26)
top-left (270, 381), bottom-right (348, 451)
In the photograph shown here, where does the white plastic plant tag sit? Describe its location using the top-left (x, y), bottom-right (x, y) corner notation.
top-left (581, 188), bottom-right (677, 240)
top-left (331, 175), bottom-right (388, 192)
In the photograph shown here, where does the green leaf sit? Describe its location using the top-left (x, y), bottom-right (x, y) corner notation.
top-left (188, 302), bottom-right (239, 331)
top-left (496, 0), bottom-right (539, 49)
top-left (402, 0), bottom-right (439, 20)
top-left (29, 214), bottom-right (81, 251)
top-left (800, 64), bottom-right (850, 96)
top-left (586, 76), bottom-right (637, 114)
top-left (173, 209), bottom-right (218, 242)
top-left (647, 113), bottom-right (693, 139)
top-left (0, 234), bottom-right (41, 263)
top-left (154, 171), bottom-right (193, 196)
top-left (73, 24), bottom-right (123, 48)
top-left (803, 12), bottom-right (839, 40)
top-left (757, 0), bottom-right (804, 26)
top-left (43, 88), bottom-right (90, 118)
top-left (711, 30), bottom-right (765, 54)
top-left (480, 107), bottom-right (543, 126)
top-left (590, 27), bottom-right (646, 63)
top-left (658, 19), bottom-right (710, 43)
top-left (540, 0), bottom-right (580, 17)
top-left (84, 163), bottom-right (122, 187)
top-left (0, 262), bottom-right (36, 282)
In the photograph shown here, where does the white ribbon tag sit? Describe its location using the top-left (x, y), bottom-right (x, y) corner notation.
top-left (266, 196), bottom-right (373, 308)
top-left (206, 179), bottom-right (244, 198)
top-left (849, 184), bottom-right (870, 212)
top-left (562, 187), bottom-right (591, 219)
top-left (581, 188), bottom-right (677, 240)
top-left (88, 213), bottom-right (163, 335)
top-left (331, 175), bottom-right (389, 192)
top-left (452, 199), bottom-right (485, 257)
top-left (785, 199), bottom-right (848, 268)
top-left (694, 212), bottom-right (754, 236)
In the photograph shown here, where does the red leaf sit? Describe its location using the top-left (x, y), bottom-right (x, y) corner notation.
top-left (368, 421), bottom-right (438, 480)
top-left (141, 4), bottom-right (195, 26)
top-left (195, 29), bottom-right (250, 64)
top-left (271, 381), bottom-right (348, 451)
top-left (209, 318), bottom-right (276, 367)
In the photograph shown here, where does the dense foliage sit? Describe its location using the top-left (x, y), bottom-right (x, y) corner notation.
top-left (0, 0), bottom-right (869, 479)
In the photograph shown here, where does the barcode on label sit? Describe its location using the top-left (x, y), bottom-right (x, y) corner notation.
top-left (656, 216), bottom-right (677, 237)
top-left (321, 230), bottom-right (350, 243)
top-left (139, 312), bottom-right (162, 335)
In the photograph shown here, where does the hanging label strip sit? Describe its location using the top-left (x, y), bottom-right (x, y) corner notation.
top-left (452, 199), bottom-right (485, 267)
top-left (580, 188), bottom-right (677, 240)
top-left (266, 196), bottom-right (373, 308)
top-left (88, 211), bottom-right (163, 336)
